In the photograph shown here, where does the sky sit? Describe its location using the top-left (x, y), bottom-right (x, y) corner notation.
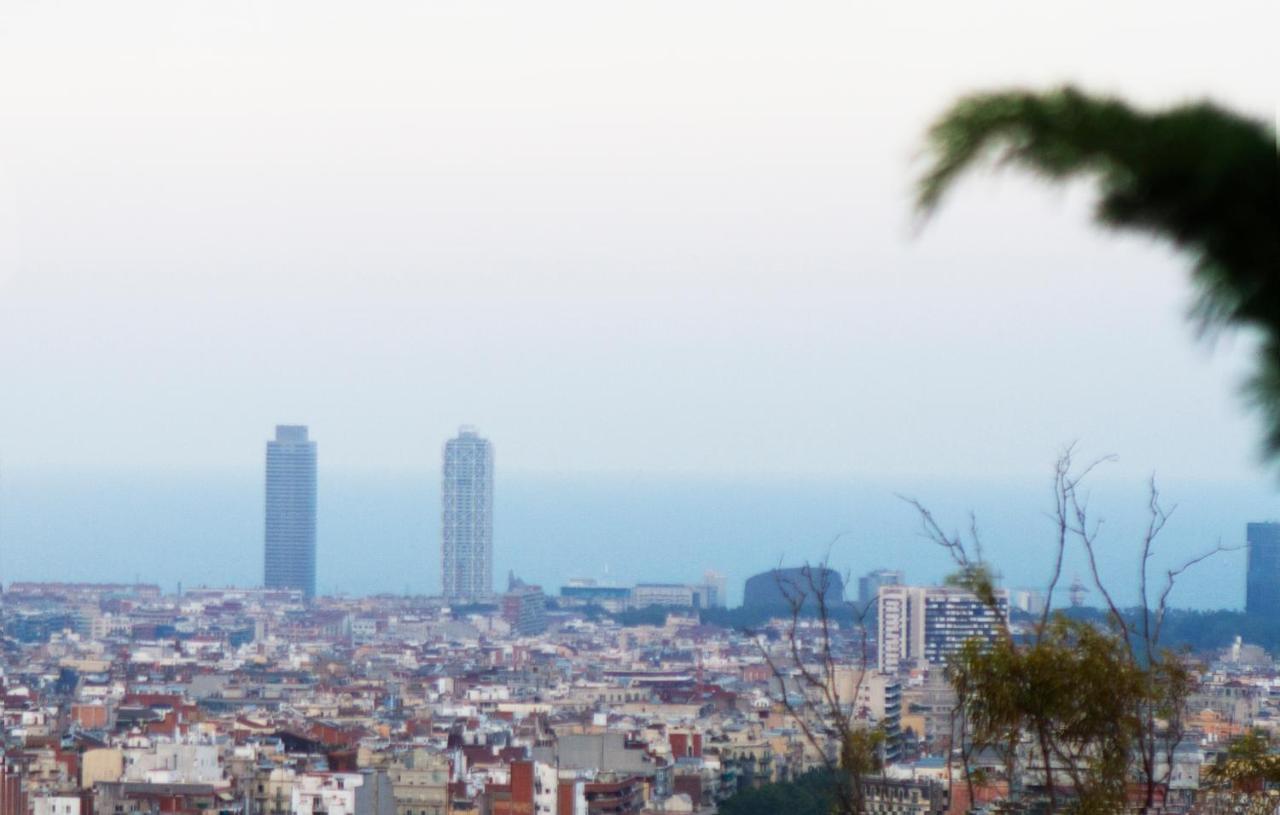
top-left (0, 4), bottom-right (1276, 483)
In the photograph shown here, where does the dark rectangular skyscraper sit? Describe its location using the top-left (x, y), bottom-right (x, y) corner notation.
top-left (264, 425), bottom-right (317, 599)
top-left (858, 568), bottom-right (904, 613)
top-left (1246, 522), bottom-right (1280, 617)
top-left (442, 427), bottom-right (493, 602)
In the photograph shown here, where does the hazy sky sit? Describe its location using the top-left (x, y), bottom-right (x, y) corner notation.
top-left (0, 0), bottom-right (1276, 481)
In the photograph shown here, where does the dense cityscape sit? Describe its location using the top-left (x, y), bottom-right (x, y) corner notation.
top-left (1, 1), bottom-right (1276, 812)
top-left (0, 425), bottom-right (1275, 815)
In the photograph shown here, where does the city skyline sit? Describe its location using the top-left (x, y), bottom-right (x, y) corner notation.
top-left (0, 1), bottom-right (1274, 812)
top-left (0, 465), bottom-right (1272, 609)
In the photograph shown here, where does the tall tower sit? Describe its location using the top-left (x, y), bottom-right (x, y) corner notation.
top-left (263, 425), bottom-right (317, 599)
top-left (442, 427), bottom-right (494, 603)
top-left (858, 568), bottom-right (904, 614)
top-left (1246, 522), bottom-right (1280, 617)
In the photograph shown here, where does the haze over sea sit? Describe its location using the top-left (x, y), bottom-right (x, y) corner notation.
top-left (1, 471), bottom-right (1273, 610)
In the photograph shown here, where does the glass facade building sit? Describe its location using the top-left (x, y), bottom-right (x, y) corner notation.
top-left (263, 425), bottom-right (317, 599)
top-left (1246, 522), bottom-right (1280, 617)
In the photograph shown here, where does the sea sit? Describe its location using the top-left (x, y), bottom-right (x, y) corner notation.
top-left (0, 471), bottom-right (1274, 610)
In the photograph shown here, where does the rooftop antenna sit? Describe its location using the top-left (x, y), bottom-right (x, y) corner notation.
top-left (1069, 575), bottom-right (1090, 608)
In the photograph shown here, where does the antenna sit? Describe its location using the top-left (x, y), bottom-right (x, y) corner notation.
top-left (1069, 575), bottom-right (1090, 608)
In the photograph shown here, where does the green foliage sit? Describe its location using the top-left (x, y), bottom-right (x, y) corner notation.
top-left (918, 87), bottom-right (1280, 459)
top-left (840, 728), bottom-right (885, 778)
top-left (1062, 606), bottom-right (1280, 653)
top-left (698, 604), bottom-right (804, 629)
top-left (718, 769), bottom-right (837, 815)
top-left (1227, 730), bottom-right (1272, 764)
top-left (1205, 730), bottom-right (1280, 789)
top-left (608, 605), bottom-right (673, 627)
top-left (949, 615), bottom-right (1156, 815)
top-left (945, 563), bottom-right (999, 609)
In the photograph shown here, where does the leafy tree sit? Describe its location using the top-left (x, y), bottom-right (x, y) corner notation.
top-left (1205, 730), bottom-right (1280, 790)
top-left (1062, 606), bottom-right (1280, 653)
top-left (754, 561), bottom-right (885, 815)
top-left (917, 87), bottom-right (1279, 459)
top-left (1199, 731), bottom-right (1280, 815)
top-left (907, 449), bottom-right (1210, 814)
top-left (718, 769), bottom-right (837, 815)
top-left (946, 614), bottom-right (1173, 815)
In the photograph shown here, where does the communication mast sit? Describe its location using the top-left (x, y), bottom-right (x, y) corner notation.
top-left (1068, 575), bottom-right (1090, 608)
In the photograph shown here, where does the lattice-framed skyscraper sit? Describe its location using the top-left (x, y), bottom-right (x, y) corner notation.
top-left (441, 427), bottom-right (493, 602)
top-left (263, 425), bottom-right (317, 599)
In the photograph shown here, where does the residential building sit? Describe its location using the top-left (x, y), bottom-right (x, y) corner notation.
top-left (30, 795), bottom-right (83, 815)
top-left (249, 767), bottom-right (295, 815)
top-left (557, 774), bottom-right (644, 815)
top-left (630, 584), bottom-right (701, 609)
top-left (441, 428), bottom-right (494, 603)
top-left (292, 772), bottom-right (395, 815)
top-left (387, 751), bottom-right (448, 815)
top-left (1, 762), bottom-right (27, 815)
top-left (94, 783), bottom-right (231, 815)
top-left (122, 742), bottom-right (222, 784)
top-left (832, 669), bottom-right (904, 763)
top-left (861, 777), bottom-right (948, 814)
top-left (502, 585), bottom-right (548, 636)
top-left (877, 585), bottom-right (913, 675)
top-left (877, 585), bottom-right (1009, 674)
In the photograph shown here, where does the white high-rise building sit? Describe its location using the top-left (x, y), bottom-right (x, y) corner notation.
top-left (877, 584), bottom-right (1009, 674)
top-left (441, 427), bottom-right (493, 602)
top-left (699, 570), bottom-right (728, 608)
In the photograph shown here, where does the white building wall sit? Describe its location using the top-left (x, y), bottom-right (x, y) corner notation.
top-left (33, 797), bottom-right (81, 815)
top-left (292, 774), bottom-right (361, 815)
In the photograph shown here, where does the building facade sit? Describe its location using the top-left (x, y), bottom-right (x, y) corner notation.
top-left (698, 571), bottom-right (728, 609)
top-left (630, 584), bottom-right (701, 609)
top-left (742, 567), bottom-right (844, 614)
top-left (441, 427), bottom-right (494, 603)
top-left (858, 569), bottom-right (903, 613)
top-left (877, 585), bottom-right (913, 675)
top-left (830, 669), bottom-right (904, 763)
top-left (502, 585), bottom-right (548, 636)
top-left (559, 581), bottom-right (630, 612)
top-left (1246, 522), bottom-right (1280, 617)
top-left (387, 752), bottom-right (449, 815)
top-left (292, 771), bottom-right (395, 815)
top-left (263, 425), bottom-right (317, 599)
top-left (878, 585), bottom-right (1009, 674)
